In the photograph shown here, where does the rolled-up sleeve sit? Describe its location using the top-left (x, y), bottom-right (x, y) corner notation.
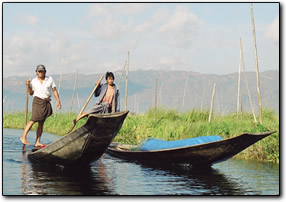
top-left (94, 84), bottom-right (102, 97)
top-left (50, 77), bottom-right (56, 89)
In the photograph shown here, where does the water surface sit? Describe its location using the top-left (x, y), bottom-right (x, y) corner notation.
top-left (3, 128), bottom-right (279, 195)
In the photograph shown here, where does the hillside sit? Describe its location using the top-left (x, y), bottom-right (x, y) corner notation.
top-left (3, 70), bottom-right (279, 114)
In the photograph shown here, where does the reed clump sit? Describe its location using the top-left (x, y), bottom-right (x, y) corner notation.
top-left (3, 108), bottom-right (279, 164)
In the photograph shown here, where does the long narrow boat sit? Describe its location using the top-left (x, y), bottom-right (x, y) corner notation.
top-left (107, 131), bottom-right (275, 166)
top-left (28, 111), bottom-right (129, 166)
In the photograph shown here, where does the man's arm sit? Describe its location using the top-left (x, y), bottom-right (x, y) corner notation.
top-left (52, 87), bottom-right (61, 109)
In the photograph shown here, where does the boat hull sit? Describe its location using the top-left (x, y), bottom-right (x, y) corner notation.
top-left (107, 132), bottom-right (274, 166)
top-left (28, 111), bottom-right (129, 166)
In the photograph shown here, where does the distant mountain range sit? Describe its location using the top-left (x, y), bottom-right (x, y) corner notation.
top-left (3, 70), bottom-right (279, 114)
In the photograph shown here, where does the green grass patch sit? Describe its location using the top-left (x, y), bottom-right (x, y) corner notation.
top-left (3, 108), bottom-right (279, 164)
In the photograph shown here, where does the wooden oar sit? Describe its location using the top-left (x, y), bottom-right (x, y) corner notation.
top-left (23, 81), bottom-right (30, 152)
top-left (68, 74), bottom-right (104, 133)
top-left (25, 81), bottom-right (29, 126)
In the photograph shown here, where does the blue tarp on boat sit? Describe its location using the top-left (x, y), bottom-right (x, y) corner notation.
top-left (141, 136), bottom-right (223, 151)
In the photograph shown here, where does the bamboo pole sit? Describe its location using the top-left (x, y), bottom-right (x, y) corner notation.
top-left (220, 92), bottom-right (224, 115)
top-left (58, 56), bottom-right (65, 95)
top-left (125, 51), bottom-right (129, 111)
top-left (154, 78), bottom-right (158, 120)
top-left (208, 83), bottom-right (216, 123)
top-left (241, 39), bottom-right (257, 123)
top-left (76, 92), bottom-right (81, 109)
top-left (216, 90), bottom-right (220, 114)
top-left (24, 78), bottom-right (31, 125)
top-left (118, 59), bottom-right (127, 89)
top-left (68, 75), bottom-right (104, 133)
top-left (250, 3), bottom-right (262, 124)
top-left (200, 86), bottom-right (206, 112)
top-left (158, 81), bottom-right (163, 106)
top-left (25, 84), bottom-right (29, 126)
top-left (77, 75), bottom-right (104, 118)
top-left (182, 71), bottom-right (189, 108)
top-left (70, 70), bottom-right (78, 113)
top-left (240, 94), bottom-right (243, 112)
top-left (134, 95), bottom-right (137, 114)
top-left (237, 39), bottom-right (242, 114)
top-left (54, 57), bottom-right (64, 117)
top-left (138, 96), bottom-right (140, 114)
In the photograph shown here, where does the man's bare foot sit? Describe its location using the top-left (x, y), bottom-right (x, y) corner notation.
top-left (20, 137), bottom-right (30, 145)
top-left (72, 119), bottom-right (77, 125)
top-left (34, 143), bottom-right (45, 147)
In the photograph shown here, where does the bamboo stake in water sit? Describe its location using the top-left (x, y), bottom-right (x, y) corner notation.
top-left (250, 3), bottom-right (262, 124)
top-left (220, 92), bottom-right (225, 115)
top-left (70, 70), bottom-right (78, 113)
top-left (58, 57), bottom-right (64, 95)
top-left (182, 71), bottom-right (189, 108)
top-left (118, 59), bottom-right (127, 89)
top-left (216, 90), bottom-right (220, 114)
top-left (76, 92), bottom-right (81, 110)
top-left (208, 83), bottom-right (216, 123)
top-left (125, 51), bottom-right (129, 111)
top-left (200, 86), bottom-right (206, 112)
top-left (237, 39), bottom-right (242, 114)
top-left (54, 57), bottom-right (65, 117)
top-left (154, 78), bottom-right (158, 120)
top-left (158, 81), bottom-right (163, 106)
top-left (133, 94), bottom-right (137, 114)
top-left (241, 39), bottom-right (257, 123)
top-left (137, 95), bottom-right (140, 114)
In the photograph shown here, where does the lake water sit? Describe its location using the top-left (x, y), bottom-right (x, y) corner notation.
top-left (2, 128), bottom-right (280, 195)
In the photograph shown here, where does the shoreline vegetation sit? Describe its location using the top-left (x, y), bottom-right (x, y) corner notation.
top-left (3, 108), bottom-right (279, 164)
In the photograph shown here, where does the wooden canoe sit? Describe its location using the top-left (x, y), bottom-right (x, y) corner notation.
top-left (28, 111), bottom-right (129, 166)
top-left (107, 131), bottom-right (275, 166)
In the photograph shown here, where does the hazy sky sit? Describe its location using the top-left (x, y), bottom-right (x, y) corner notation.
top-left (3, 2), bottom-right (279, 77)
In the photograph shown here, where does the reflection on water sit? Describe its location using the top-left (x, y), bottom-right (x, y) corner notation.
top-left (25, 159), bottom-right (113, 195)
top-left (102, 156), bottom-right (253, 195)
top-left (3, 128), bottom-right (279, 195)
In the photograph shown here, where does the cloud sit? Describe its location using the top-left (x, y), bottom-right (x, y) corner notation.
top-left (133, 5), bottom-right (203, 50)
top-left (134, 21), bottom-right (152, 33)
top-left (88, 4), bottom-right (203, 48)
top-left (2, 31), bottom-right (126, 78)
top-left (88, 4), bottom-right (136, 41)
top-left (134, 6), bottom-right (169, 33)
top-left (159, 6), bottom-right (203, 48)
top-left (23, 14), bottom-right (40, 25)
top-left (3, 33), bottom-right (78, 77)
top-left (3, 3), bottom-right (279, 78)
top-left (91, 16), bottom-right (132, 40)
top-left (265, 15), bottom-right (279, 43)
top-left (89, 4), bottom-right (109, 18)
top-left (116, 3), bottom-right (150, 15)
top-left (89, 3), bottom-right (149, 18)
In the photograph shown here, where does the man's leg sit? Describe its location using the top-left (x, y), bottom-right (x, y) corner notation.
top-left (68, 113), bottom-right (89, 133)
top-left (35, 121), bottom-right (44, 147)
top-left (20, 121), bottom-right (35, 145)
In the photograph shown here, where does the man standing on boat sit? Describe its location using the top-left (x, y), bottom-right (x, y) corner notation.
top-left (20, 64), bottom-right (61, 147)
top-left (71, 71), bottom-right (120, 127)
